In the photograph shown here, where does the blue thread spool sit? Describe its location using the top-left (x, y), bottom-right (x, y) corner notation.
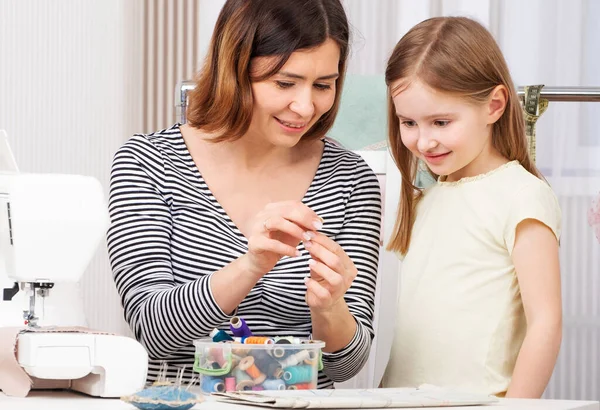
top-left (283, 365), bottom-right (313, 385)
top-left (230, 316), bottom-right (252, 338)
top-left (262, 379), bottom-right (286, 390)
top-left (210, 328), bottom-right (233, 342)
top-left (201, 376), bottom-right (225, 393)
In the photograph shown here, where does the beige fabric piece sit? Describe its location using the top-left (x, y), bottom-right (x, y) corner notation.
top-left (0, 327), bottom-right (32, 397)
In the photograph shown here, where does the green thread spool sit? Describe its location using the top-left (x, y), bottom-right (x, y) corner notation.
top-left (234, 367), bottom-right (255, 390)
top-left (283, 365), bottom-right (313, 385)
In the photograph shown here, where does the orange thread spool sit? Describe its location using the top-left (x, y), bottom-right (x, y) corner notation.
top-left (245, 363), bottom-right (262, 379)
top-left (239, 355), bottom-right (267, 384)
top-left (294, 383), bottom-right (312, 390)
top-left (244, 336), bottom-right (273, 345)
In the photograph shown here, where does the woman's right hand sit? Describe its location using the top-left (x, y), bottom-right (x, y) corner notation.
top-left (242, 201), bottom-right (323, 277)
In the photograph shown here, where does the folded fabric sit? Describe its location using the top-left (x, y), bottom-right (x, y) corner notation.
top-left (0, 327), bottom-right (32, 397)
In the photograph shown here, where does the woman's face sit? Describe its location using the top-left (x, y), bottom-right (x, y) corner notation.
top-left (248, 38), bottom-right (340, 148)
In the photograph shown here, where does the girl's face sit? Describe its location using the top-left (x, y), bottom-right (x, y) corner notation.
top-left (247, 39), bottom-right (340, 148)
top-left (391, 79), bottom-right (505, 181)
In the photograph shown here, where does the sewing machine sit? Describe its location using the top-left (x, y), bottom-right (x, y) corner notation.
top-left (0, 130), bottom-right (148, 397)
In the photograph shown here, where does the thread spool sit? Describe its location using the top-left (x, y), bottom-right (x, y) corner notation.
top-left (238, 356), bottom-right (267, 384)
top-left (236, 380), bottom-right (255, 391)
top-left (231, 354), bottom-right (243, 368)
top-left (207, 361), bottom-right (221, 369)
top-left (280, 350), bottom-right (310, 368)
top-left (243, 336), bottom-right (274, 345)
top-left (210, 328), bottom-right (233, 342)
top-left (262, 379), bottom-right (286, 390)
top-left (291, 383), bottom-right (312, 390)
top-left (272, 346), bottom-right (287, 359)
top-left (252, 386), bottom-right (264, 391)
top-left (234, 367), bottom-right (252, 383)
top-left (225, 377), bottom-right (236, 392)
top-left (232, 345), bottom-right (251, 356)
top-left (201, 376), bottom-right (225, 392)
top-left (234, 368), bottom-right (255, 391)
top-left (251, 350), bottom-right (283, 379)
top-left (303, 349), bottom-right (318, 365)
top-left (209, 347), bottom-right (227, 367)
top-left (283, 365), bottom-right (313, 385)
top-left (230, 316), bottom-right (252, 338)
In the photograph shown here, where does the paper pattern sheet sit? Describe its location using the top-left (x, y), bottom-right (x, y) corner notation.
top-left (212, 386), bottom-right (499, 409)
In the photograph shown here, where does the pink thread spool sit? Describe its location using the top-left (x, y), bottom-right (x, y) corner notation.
top-left (225, 377), bottom-right (236, 392)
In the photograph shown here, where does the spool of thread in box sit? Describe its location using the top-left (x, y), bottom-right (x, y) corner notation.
top-left (251, 350), bottom-right (283, 379)
top-left (271, 346), bottom-right (287, 359)
top-left (237, 380), bottom-right (255, 391)
top-left (209, 347), bottom-right (227, 367)
top-left (262, 379), bottom-right (286, 390)
top-left (210, 328), bottom-right (233, 342)
top-left (287, 382), bottom-right (312, 390)
top-left (274, 336), bottom-right (301, 344)
top-left (303, 349), bottom-right (318, 365)
top-left (239, 336), bottom-right (274, 345)
top-left (230, 316), bottom-right (252, 338)
top-left (225, 377), bottom-right (236, 392)
top-left (238, 355), bottom-right (267, 384)
top-left (232, 345), bottom-right (251, 356)
top-left (283, 365), bottom-right (313, 385)
top-left (201, 376), bottom-right (225, 392)
top-left (279, 349), bottom-right (310, 368)
top-left (234, 368), bottom-right (255, 390)
top-left (231, 353), bottom-right (243, 368)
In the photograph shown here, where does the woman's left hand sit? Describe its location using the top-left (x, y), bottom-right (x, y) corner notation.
top-left (303, 232), bottom-right (357, 311)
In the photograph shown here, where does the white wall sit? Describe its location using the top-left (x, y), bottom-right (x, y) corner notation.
top-left (0, 0), bottom-right (145, 335)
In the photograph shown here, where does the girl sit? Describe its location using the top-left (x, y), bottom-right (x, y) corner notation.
top-left (382, 17), bottom-right (562, 398)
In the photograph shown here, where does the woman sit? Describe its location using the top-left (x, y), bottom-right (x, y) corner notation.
top-left (107, 0), bottom-right (382, 388)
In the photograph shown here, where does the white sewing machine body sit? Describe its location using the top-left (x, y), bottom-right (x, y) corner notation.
top-left (0, 131), bottom-right (148, 398)
top-left (18, 332), bottom-right (148, 397)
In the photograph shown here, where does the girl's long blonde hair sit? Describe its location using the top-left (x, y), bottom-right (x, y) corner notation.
top-left (385, 16), bottom-right (540, 255)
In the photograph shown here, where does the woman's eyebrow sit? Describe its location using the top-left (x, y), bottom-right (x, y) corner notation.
top-left (278, 71), bottom-right (339, 81)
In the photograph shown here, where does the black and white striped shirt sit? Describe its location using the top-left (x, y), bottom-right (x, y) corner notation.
top-left (107, 124), bottom-right (382, 388)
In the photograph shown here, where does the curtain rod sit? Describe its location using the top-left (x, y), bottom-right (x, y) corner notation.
top-left (517, 86), bottom-right (600, 102)
top-left (175, 82), bottom-right (600, 123)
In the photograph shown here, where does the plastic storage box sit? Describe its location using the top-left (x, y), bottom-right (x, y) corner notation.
top-left (193, 338), bottom-right (325, 393)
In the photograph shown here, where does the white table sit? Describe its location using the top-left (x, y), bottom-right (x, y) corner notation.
top-left (0, 391), bottom-right (598, 410)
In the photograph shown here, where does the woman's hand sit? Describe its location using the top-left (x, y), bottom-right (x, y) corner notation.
top-left (243, 201), bottom-right (323, 277)
top-left (303, 233), bottom-right (357, 311)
